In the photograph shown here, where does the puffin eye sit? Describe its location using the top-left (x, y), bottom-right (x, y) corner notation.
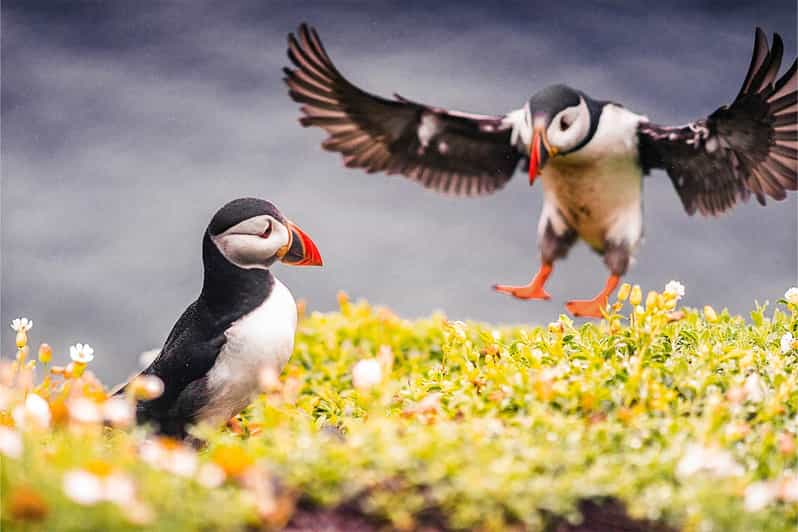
top-left (560, 114), bottom-right (573, 131)
top-left (261, 220), bottom-right (272, 238)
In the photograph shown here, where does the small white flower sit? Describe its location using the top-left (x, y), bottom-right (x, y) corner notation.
top-left (744, 481), bottom-right (777, 512)
top-left (170, 447), bottom-right (199, 477)
top-left (744, 373), bottom-right (766, 403)
top-left (0, 427), bottom-right (23, 459)
top-left (781, 332), bottom-right (794, 354)
top-left (676, 443), bottom-right (744, 478)
top-left (10, 318), bottom-right (33, 332)
top-left (104, 473), bottom-right (136, 505)
top-left (63, 470), bottom-right (104, 505)
top-left (70, 343), bottom-right (94, 364)
top-left (103, 397), bottom-right (135, 428)
top-left (196, 463), bottom-right (226, 488)
top-left (784, 287), bottom-right (798, 305)
top-left (12, 393), bottom-right (52, 430)
top-left (352, 358), bottom-right (382, 390)
top-left (67, 398), bottom-right (103, 424)
top-left (664, 280), bottom-right (686, 300)
top-left (449, 320), bottom-right (467, 339)
top-left (62, 469), bottom-right (135, 506)
top-left (140, 438), bottom-right (198, 477)
top-left (258, 365), bottom-right (281, 392)
top-left (129, 375), bottom-right (164, 400)
top-left (781, 476), bottom-right (798, 502)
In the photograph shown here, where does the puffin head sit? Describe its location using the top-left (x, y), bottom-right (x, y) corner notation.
top-left (207, 197), bottom-right (322, 270)
top-left (525, 84), bottom-right (596, 185)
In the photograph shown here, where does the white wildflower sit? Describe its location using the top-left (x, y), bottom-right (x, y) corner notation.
top-left (0, 427), bottom-right (23, 459)
top-left (10, 318), bottom-right (33, 332)
top-left (63, 470), bottom-right (103, 505)
top-left (104, 473), bottom-right (136, 505)
top-left (781, 332), bottom-right (794, 354)
top-left (676, 443), bottom-right (744, 478)
top-left (784, 287), bottom-right (798, 305)
top-left (744, 481), bottom-right (778, 512)
top-left (664, 280), bottom-right (685, 300)
top-left (781, 476), bottom-right (798, 502)
top-left (352, 358), bottom-right (382, 390)
top-left (103, 397), bottom-right (135, 428)
top-left (12, 393), bottom-right (52, 430)
top-left (196, 463), bottom-right (226, 488)
top-left (68, 398), bottom-right (103, 424)
top-left (139, 438), bottom-right (198, 477)
top-left (62, 469), bottom-right (135, 506)
top-left (257, 365), bottom-right (281, 392)
top-left (743, 373), bottom-right (766, 403)
top-left (69, 343), bottom-right (94, 364)
top-left (129, 375), bottom-right (164, 400)
top-left (449, 320), bottom-right (467, 339)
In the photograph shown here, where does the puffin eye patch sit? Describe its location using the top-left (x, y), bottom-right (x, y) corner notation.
top-left (560, 114), bottom-right (573, 131)
top-left (260, 220), bottom-right (272, 238)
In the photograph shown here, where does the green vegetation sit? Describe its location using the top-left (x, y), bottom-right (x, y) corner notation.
top-left (2, 285), bottom-right (798, 531)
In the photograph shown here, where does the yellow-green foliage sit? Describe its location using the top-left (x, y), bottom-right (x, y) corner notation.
top-left (2, 287), bottom-right (798, 531)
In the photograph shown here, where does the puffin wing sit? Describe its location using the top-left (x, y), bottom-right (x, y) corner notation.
top-left (136, 302), bottom-right (225, 425)
top-left (284, 24), bottom-right (522, 197)
top-left (637, 28), bottom-right (797, 216)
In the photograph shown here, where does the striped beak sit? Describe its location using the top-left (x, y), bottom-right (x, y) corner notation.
top-left (528, 121), bottom-right (557, 186)
top-left (280, 221), bottom-right (323, 266)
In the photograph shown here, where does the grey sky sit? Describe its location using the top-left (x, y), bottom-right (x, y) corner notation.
top-left (2, 0), bottom-right (797, 384)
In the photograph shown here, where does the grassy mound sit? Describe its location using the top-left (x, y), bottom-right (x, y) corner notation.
top-left (2, 286), bottom-right (798, 531)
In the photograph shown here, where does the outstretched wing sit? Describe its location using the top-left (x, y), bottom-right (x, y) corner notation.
top-left (638, 28), bottom-right (797, 216)
top-left (284, 24), bottom-right (522, 197)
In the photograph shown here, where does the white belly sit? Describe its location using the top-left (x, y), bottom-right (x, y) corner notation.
top-left (199, 278), bottom-right (297, 425)
top-left (541, 157), bottom-right (642, 250)
top-left (540, 103), bottom-right (645, 250)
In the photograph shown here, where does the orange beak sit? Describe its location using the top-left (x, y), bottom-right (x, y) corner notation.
top-left (528, 128), bottom-right (542, 186)
top-left (528, 124), bottom-right (556, 186)
top-left (280, 221), bottom-right (323, 266)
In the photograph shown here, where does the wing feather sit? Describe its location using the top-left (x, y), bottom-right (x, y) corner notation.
top-left (284, 24), bottom-right (521, 197)
top-left (638, 28), bottom-right (797, 215)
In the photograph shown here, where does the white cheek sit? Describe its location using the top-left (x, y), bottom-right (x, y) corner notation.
top-left (547, 99), bottom-right (590, 153)
top-left (212, 227), bottom-right (289, 269)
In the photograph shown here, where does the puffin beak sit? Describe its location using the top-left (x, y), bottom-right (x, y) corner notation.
top-left (280, 221), bottom-right (323, 266)
top-left (528, 122), bottom-right (557, 186)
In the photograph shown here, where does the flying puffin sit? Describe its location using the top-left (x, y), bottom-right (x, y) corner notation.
top-left (126, 198), bottom-right (322, 438)
top-left (284, 24), bottom-right (797, 318)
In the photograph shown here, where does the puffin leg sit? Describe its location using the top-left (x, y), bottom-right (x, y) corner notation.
top-left (493, 217), bottom-right (576, 301)
top-left (565, 274), bottom-right (620, 318)
top-left (565, 242), bottom-right (630, 318)
top-left (493, 262), bottom-right (553, 300)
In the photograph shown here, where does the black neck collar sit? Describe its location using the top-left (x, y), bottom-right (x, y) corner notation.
top-left (198, 232), bottom-right (274, 325)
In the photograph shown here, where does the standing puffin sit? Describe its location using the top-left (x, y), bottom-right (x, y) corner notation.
top-left (128, 198), bottom-right (322, 438)
top-left (284, 24), bottom-right (796, 318)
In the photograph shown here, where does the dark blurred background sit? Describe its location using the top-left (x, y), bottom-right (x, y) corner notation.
top-left (2, 0), bottom-right (796, 383)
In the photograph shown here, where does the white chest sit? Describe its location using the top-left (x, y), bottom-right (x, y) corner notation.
top-left (199, 278), bottom-right (297, 425)
top-left (540, 104), bottom-right (646, 249)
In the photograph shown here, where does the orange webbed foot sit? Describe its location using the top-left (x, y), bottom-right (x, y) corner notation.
top-left (493, 283), bottom-right (551, 300)
top-left (565, 275), bottom-right (620, 319)
top-left (565, 297), bottom-right (609, 318)
top-left (493, 263), bottom-right (553, 301)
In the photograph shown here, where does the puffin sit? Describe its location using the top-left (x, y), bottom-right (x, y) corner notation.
top-left (126, 198), bottom-right (322, 438)
top-left (284, 24), bottom-right (797, 318)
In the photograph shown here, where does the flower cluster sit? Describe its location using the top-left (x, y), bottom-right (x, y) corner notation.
top-left (3, 289), bottom-right (798, 532)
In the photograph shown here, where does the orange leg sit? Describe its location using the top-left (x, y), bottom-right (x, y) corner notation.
top-left (565, 275), bottom-right (620, 318)
top-left (493, 263), bottom-right (553, 300)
